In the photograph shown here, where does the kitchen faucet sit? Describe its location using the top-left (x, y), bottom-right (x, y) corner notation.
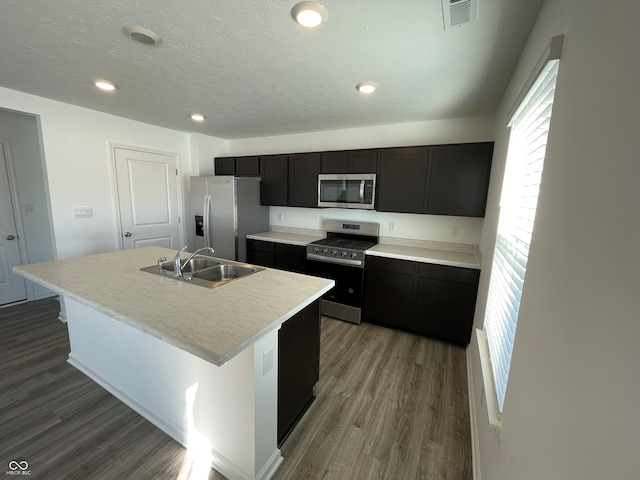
top-left (173, 246), bottom-right (215, 278)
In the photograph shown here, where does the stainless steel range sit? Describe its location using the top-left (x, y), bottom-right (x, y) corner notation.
top-left (306, 220), bottom-right (379, 324)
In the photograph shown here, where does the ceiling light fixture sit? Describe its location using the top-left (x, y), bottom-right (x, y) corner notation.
top-left (94, 80), bottom-right (117, 92)
top-left (122, 25), bottom-right (162, 46)
top-left (291, 1), bottom-right (328, 28)
top-left (190, 114), bottom-right (206, 122)
top-left (356, 82), bottom-right (377, 94)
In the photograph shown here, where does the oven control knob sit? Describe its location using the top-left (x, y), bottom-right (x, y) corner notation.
top-left (331, 249), bottom-right (338, 256)
top-left (341, 251), bottom-right (347, 257)
top-left (322, 248), bottom-right (328, 255)
top-left (351, 252), bottom-right (358, 259)
top-left (313, 247), bottom-right (319, 254)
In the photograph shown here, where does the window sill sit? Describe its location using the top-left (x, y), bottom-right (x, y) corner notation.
top-left (476, 328), bottom-right (502, 429)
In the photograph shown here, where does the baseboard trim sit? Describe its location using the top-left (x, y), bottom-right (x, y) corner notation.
top-left (68, 353), bottom-right (281, 480)
top-left (466, 347), bottom-right (482, 480)
top-left (256, 449), bottom-right (284, 480)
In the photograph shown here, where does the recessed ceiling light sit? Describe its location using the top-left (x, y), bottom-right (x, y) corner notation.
top-left (190, 114), bottom-right (206, 122)
top-left (356, 82), bottom-right (377, 94)
top-left (291, 1), bottom-right (328, 28)
top-left (122, 25), bottom-right (162, 46)
top-left (94, 80), bottom-right (117, 92)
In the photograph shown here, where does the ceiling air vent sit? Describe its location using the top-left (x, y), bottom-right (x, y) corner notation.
top-left (442, 0), bottom-right (478, 29)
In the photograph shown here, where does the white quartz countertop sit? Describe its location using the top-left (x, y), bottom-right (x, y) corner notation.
top-left (246, 230), bottom-right (325, 246)
top-left (366, 243), bottom-right (480, 269)
top-left (14, 246), bottom-right (334, 366)
top-left (247, 229), bottom-right (481, 270)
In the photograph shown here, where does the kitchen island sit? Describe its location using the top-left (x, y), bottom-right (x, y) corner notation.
top-left (14, 246), bottom-right (334, 480)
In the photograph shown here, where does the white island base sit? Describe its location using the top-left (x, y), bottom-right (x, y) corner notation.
top-left (65, 297), bottom-right (283, 480)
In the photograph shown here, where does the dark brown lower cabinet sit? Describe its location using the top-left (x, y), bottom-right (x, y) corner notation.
top-left (361, 256), bottom-right (414, 330)
top-left (363, 256), bottom-right (480, 345)
top-left (275, 243), bottom-right (307, 274)
top-left (278, 299), bottom-right (320, 446)
top-left (246, 239), bottom-right (307, 274)
top-left (246, 239), bottom-right (275, 268)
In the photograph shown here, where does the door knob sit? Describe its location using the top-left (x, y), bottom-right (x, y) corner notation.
top-left (124, 232), bottom-right (133, 237)
top-left (5, 235), bottom-right (16, 240)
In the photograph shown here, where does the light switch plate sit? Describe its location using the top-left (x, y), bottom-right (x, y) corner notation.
top-left (73, 206), bottom-right (94, 218)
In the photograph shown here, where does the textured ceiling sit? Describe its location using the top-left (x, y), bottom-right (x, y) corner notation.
top-left (0, 0), bottom-right (544, 139)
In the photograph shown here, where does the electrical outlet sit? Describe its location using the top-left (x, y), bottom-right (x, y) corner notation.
top-left (451, 225), bottom-right (460, 236)
top-left (277, 213), bottom-right (283, 222)
top-left (389, 221), bottom-right (396, 232)
top-left (263, 349), bottom-right (274, 375)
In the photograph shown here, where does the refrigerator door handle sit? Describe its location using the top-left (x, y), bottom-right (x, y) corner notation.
top-left (203, 195), bottom-right (212, 248)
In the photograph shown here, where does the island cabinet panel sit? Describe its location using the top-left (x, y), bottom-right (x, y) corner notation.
top-left (427, 142), bottom-right (493, 217)
top-left (278, 299), bottom-right (320, 445)
top-left (376, 146), bottom-right (431, 213)
top-left (260, 155), bottom-right (289, 206)
top-left (321, 149), bottom-right (378, 174)
top-left (275, 243), bottom-right (308, 274)
top-left (288, 153), bottom-right (322, 208)
top-left (214, 156), bottom-right (236, 175)
top-left (246, 239), bottom-right (275, 268)
top-left (363, 255), bottom-right (480, 345)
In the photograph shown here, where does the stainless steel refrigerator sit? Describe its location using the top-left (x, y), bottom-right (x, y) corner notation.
top-left (188, 176), bottom-right (269, 262)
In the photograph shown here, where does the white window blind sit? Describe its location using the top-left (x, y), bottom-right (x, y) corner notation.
top-left (484, 58), bottom-right (560, 413)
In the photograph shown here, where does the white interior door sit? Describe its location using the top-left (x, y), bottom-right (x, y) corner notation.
top-left (0, 143), bottom-right (27, 305)
top-left (114, 147), bottom-right (181, 250)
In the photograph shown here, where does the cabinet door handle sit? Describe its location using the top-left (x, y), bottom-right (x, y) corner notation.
top-left (5, 235), bottom-right (16, 240)
top-left (124, 232), bottom-right (133, 237)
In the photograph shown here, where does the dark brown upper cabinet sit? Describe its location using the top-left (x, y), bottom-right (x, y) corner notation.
top-left (376, 146), bottom-right (431, 214)
top-left (288, 153), bottom-right (322, 208)
top-left (236, 156), bottom-right (260, 176)
top-left (427, 142), bottom-right (493, 217)
top-left (260, 155), bottom-right (289, 206)
top-left (321, 149), bottom-right (378, 174)
top-left (214, 156), bottom-right (260, 176)
top-left (214, 157), bottom-right (236, 175)
top-left (237, 142), bottom-right (493, 215)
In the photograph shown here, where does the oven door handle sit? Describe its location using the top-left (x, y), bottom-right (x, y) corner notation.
top-left (307, 253), bottom-right (363, 267)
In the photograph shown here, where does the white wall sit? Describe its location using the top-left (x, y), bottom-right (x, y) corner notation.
top-left (0, 108), bottom-right (55, 298)
top-left (229, 116), bottom-right (495, 245)
top-left (0, 87), bottom-right (193, 260)
top-left (227, 116), bottom-right (495, 156)
top-left (190, 133), bottom-right (229, 176)
top-left (269, 206), bottom-right (483, 245)
top-left (469, 1), bottom-right (640, 479)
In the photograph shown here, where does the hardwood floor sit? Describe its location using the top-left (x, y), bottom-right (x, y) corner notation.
top-left (0, 298), bottom-right (471, 479)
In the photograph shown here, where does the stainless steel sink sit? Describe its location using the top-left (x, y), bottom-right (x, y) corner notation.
top-left (192, 264), bottom-right (258, 282)
top-left (140, 256), bottom-right (264, 288)
top-left (160, 257), bottom-right (220, 273)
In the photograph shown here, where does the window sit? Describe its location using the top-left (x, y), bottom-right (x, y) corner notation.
top-left (479, 36), bottom-right (563, 425)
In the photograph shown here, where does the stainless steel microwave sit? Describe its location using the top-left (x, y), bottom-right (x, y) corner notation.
top-left (317, 174), bottom-right (376, 210)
